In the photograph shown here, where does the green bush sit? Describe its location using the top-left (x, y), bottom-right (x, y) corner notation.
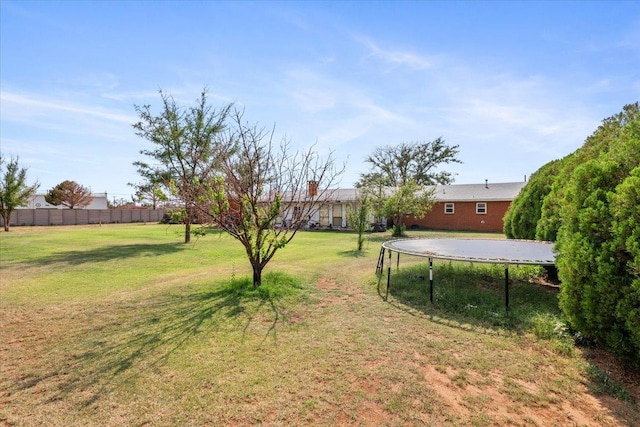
top-left (503, 159), bottom-right (561, 240)
top-left (556, 104), bottom-right (640, 364)
top-left (536, 104), bottom-right (639, 242)
top-left (506, 103), bottom-right (640, 364)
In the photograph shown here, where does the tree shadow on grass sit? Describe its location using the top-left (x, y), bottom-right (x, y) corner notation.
top-left (365, 233), bottom-right (394, 244)
top-left (338, 249), bottom-right (369, 258)
top-left (382, 261), bottom-right (561, 333)
top-left (30, 242), bottom-right (186, 266)
top-left (9, 277), bottom-right (293, 407)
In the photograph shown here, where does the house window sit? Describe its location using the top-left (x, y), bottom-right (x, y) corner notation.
top-left (444, 203), bottom-right (455, 214)
top-left (293, 206), bottom-right (302, 219)
top-left (319, 206), bottom-right (330, 226)
top-left (332, 205), bottom-right (342, 227)
top-left (476, 202), bottom-right (487, 214)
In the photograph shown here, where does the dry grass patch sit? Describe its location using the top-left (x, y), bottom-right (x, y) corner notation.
top-left (1, 225), bottom-right (638, 426)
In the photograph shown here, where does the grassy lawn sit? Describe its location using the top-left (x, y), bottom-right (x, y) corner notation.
top-left (1, 224), bottom-right (638, 426)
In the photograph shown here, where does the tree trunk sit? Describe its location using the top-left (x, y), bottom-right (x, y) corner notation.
top-left (252, 264), bottom-right (263, 288)
top-left (392, 214), bottom-right (404, 237)
top-left (2, 212), bottom-right (10, 232)
top-left (184, 221), bottom-right (191, 244)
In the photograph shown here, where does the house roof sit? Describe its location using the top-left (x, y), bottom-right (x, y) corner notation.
top-left (429, 182), bottom-right (526, 202)
top-left (322, 182), bottom-right (526, 203)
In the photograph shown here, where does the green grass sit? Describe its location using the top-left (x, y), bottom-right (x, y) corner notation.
top-left (1, 224), bottom-right (638, 426)
top-left (385, 261), bottom-right (562, 330)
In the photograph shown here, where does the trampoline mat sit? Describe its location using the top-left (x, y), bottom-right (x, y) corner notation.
top-left (382, 238), bottom-right (556, 265)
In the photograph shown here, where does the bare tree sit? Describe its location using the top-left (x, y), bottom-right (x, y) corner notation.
top-left (45, 180), bottom-right (94, 209)
top-left (203, 110), bottom-right (343, 287)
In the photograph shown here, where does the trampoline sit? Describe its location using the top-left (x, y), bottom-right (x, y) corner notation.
top-left (376, 238), bottom-right (556, 311)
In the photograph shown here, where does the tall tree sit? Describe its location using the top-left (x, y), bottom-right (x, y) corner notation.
top-left (0, 156), bottom-right (40, 232)
top-left (203, 109), bottom-right (343, 287)
top-left (359, 138), bottom-right (461, 187)
top-left (358, 139), bottom-right (461, 236)
top-left (133, 89), bottom-right (232, 243)
top-left (45, 180), bottom-right (93, 209)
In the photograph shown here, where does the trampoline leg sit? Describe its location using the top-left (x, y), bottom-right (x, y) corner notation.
top-left (397, 252), bottom-right (400, 270)
top-left (377, 247), bottom-right (385, 275)
top-left (429, 258), bottom-right (433, 304)
top-left (376, 247), bottom-right (385, 296)
top-left (504, 264), bottom-right (509, 312)
top-left (386, 250), bottom-right (392, 301)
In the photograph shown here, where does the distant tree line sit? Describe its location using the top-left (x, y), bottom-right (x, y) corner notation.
top-left (503, 103), bottom-right (640, 364)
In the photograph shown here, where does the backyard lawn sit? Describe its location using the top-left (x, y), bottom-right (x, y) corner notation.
top-left (1, 224), bottom-right (638, 426)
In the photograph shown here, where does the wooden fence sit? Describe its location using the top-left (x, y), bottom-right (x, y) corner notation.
top-left (1, 209), bottom-right (166, 227)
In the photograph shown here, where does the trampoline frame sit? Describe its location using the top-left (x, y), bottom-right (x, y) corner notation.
top-left (376, 238), bottom-right (556, 311)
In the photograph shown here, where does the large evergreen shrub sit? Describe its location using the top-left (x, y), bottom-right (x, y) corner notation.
top-left (503, 159), bottom-right (561, 240)
top-left (555, 104), bottom-right (640, 363)
top-left (505, 103), bottom-right (639, 363)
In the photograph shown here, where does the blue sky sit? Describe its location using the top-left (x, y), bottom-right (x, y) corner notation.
top-left (2, 1), bottom-right (639, 202)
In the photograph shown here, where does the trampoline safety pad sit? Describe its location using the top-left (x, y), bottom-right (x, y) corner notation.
top-left (381, 238), bottom-right (556, 266)
top-left (377, 238), bottom-right (557, 311)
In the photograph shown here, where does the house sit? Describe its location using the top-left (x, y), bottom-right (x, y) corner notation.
top-left (404, 181), bottom-right (525, 232)
top-left (19, 193), bottom-right (109, 210)
top-left (281, 181), bottom-right (525, 233)
top-left (277, 188), bottom-right (358, 229)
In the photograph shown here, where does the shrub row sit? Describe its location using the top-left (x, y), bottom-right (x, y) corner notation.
top-left (503, 103), bottom-right (640, 364)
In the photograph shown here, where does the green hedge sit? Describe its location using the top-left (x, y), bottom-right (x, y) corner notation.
top-left (504, 103), bottom-right (640, 363)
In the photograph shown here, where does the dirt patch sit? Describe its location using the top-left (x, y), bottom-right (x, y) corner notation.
top-left (310, 277), bottom-right (639, 426)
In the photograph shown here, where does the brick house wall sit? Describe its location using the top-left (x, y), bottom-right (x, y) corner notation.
top-left (404, 200), bottom-right (512, 233)
top-left (274, 182), bottom-right (523, 232)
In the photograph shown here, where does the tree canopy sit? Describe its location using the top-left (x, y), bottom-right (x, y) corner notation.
top-left (359, 138), bottom-right (461, 187)
top-left (44, 180), bottom-right (93, 209)
top-left (357, 139), bottom-right (461, 236)
top-left (0, 155), bottom-right (40, 232)
top-left (132, 89), bottom-right (232, 243)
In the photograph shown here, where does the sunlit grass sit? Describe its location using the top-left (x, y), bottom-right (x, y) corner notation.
top-left (1, 224), bottom-right (637, 426)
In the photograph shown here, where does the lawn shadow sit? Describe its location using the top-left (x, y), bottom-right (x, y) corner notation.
top-left (10, 278), bottom-right (291, 407)
top-left (338, 249), bottom-right (369, 258)
top-left (382, 261), bottom-right (562, 333)
top-left (366, 233), bottom-right (394, 244)
top-left (30, 242), bottom-right (186, 265)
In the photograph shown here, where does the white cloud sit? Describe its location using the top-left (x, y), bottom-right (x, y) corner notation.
top-left (431, 69), bottom-right (598, 155)
top-left (290, 87), bottom-right (337, 112)
top-left (356, 37), bottom-right (432, 70)
top-left (1, 91), bottom-right (135, 124)
top-left (278, 66), bottom-right (414, 154)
